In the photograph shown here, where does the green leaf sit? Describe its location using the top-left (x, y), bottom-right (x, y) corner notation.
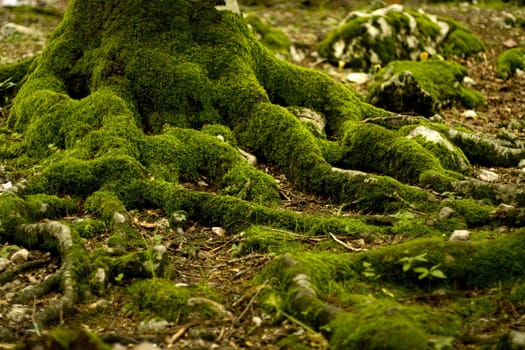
top-left (363, 261), bottom-right (372, 268)
top-left (402, 263), bottom-right (411, 272)
top-left (413, 267), bottom-right (429, 279)
top-left (430, 269), bottom-right (447, 279)
top-left (414, 253), bottom-right (428, 262)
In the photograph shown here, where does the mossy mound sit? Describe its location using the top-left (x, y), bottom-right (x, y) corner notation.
top-left (496, 47), bottom-right (525, 79)
top-left (317, 4), bottom-right (485, 70)
top-left (245, 14), bottom-right (292, 58)
top-left (368, 59), bottom-right (484, 116)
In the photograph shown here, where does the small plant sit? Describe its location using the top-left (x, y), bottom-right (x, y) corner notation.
top-left (115, 272), bottom-right (124, 282)
top-left (362, 261), bottom-right (379, 280)
top-left (399, 253), bottom-right (447, 280)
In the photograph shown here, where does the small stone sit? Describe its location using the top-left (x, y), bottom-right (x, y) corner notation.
top-left (503, 38), bottom-right (518, 48)
top-left (93, 268), bottom-right (106, 284)
top-left (7, 304), bottom-right (30, 324)
top-left (462, 76), bottom-right (476, 85)
top-left (252, 316), bottom-right (263, 327)
top-left (519, 159), bottom-right (525, 169)
top-left (461, 110), bottom-right (477, 118)
top-left (138, 318), bottom-right (169, 333)
top-left (429, 114), bottom-right (444, 122)
top-left (0, 257), bottom-right (10, 272)
top-left (10, 248), bottom-right (29, 264)
top-left (508, 330), bottom-right (525, 348)
top-left (438, 206), bottom-right (455, 220)
top-left (238, 148), bottom-right (257, 166)
top-left (133, 342), bottom-right (160, 350)
top-left (211, 227), bottom-right (225, 237)
top-left (345, 72), bottom-right (370, 84)
top-left (477, 168), bottom-right (499, 182)
top-left (450, 230), bottom-right (470, 241)
top-left (1, 181), bottom-right (12, 191)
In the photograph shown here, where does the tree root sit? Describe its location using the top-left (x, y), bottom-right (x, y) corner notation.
top-left (13, 221), bottom-right (82, 328)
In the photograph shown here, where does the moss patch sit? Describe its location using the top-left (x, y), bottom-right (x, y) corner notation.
top-left (496, 47), bottom-right (525, 79)
top-left (368, 60), bottom-right (484, 116)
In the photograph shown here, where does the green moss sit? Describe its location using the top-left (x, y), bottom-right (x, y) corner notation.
top-left (368, 60), bottom-right (483, 115)
top-left (0, 57), bottom-right (36, 105)
top-left (441, 18), bottom-right (486, 57)
top-left (328, 306), bottom-right (427, 350)
top-left (44, 327), bottom-right (110, 350)
top-left (201, 123), bottom-right (238, 147)
top-left (340, 122), bottom-right (447, 185)
top-left (245, 14), bottom-right (292, 58)
top-left (70, 219), bottom-right (106, 239)
top-left (128, 278), bottom-right (219, 322)
top-left (496, 47), bottom-right (525, 79)
top-left (318, 8), bottom-right (484, 69)
top-left (25, 194), bottom-right (77, 220)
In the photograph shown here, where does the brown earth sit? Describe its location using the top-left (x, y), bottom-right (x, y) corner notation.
top-left (0, 2), bottom-right (524, 350)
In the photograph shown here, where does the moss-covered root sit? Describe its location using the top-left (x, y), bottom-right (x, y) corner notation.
top-left (19, 327), bottom-right (110, 350)
top-left (84, 190), bottom-right (137, 251)
top-left (447, 129), bottom-right (525, 167)
top-left (451, 178), bottom-right (525, 206)
top-left (265, 256), bottom-right (427, 350)
top-left (0, 57), bottom-right (35, 104)
top-left (11, 221), bottom-right (87, 329)
top-left (496, 47), bottom-right (525, 79)
top-left (140, 179), bottom-right (383, 234)
top-left (236, 103), bottom-right (429, 212)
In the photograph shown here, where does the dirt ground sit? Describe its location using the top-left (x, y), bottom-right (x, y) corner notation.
top-left (0, 2), bottom-right (524, 349)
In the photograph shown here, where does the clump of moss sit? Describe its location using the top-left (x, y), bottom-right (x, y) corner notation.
top-left (318, 5), bottom-right (484, 69)
top-left (496, 47), bottom-right (525, 79)
top-left (329, 307), bottom-right (428, 350)
top-left (245, 14), bottom-right (292, 58)
top-left (368, 60), bottom-right (483, 116)
top-left (128, 278), bottom-right (221, 322)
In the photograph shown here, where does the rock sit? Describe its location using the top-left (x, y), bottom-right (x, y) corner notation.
top-left (369, 59), bottom-right (483, 116)
top-left (1, 181), bottom-right (12, 191)
top-left (461, 109), bottom-right (478, 118)
top-left (438, 206), bottom-right (455, 220)
top-left (476, 168), bottom-right (499, 182)
top-left (429, 114), bottom-right (444, 123)
top-left (10, 248), bottom-right (29, 264)
top-left (369, 70), bottom-right (435, 116)
top-left (406, 126), bottom-right (470, 173)
top-left (287, 106), bottom-right (326, 136)
top-left (138, 318), bottom-right (169, 333)
top-left (318, 5), bottom-right (484, 70)
top-left (450, 230), bottom-right (470, 241)
top-left (211, 226), bottom-right (225, 237)
top-left (345, 72), bottom-right (370, 84)
top-left (462, 76), bottom-right (476, 85)
top-left (519, 159), bottom-right (525, 169)
top-left (0, 257), bottom-right (10, 272)
top-left (7, 304), bottom-right (30, 325)
top-left (503, 39), bottom-right (518, 48)
top-left (238, 148), bottom-right (257, 166)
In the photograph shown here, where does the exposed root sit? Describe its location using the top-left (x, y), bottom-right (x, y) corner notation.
top-left (15, 221), bottom-right (80, 328)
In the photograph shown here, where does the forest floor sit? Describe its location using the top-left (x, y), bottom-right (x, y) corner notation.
top-left (0, 2), bottom-right (524, 350)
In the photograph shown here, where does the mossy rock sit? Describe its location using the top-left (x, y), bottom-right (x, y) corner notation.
top-left (496, 47), bottom-right (525, 79)
top-left (368, 60), bottom-right (484, 116)
top-left (317, 5), bottom-right (485, 70)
